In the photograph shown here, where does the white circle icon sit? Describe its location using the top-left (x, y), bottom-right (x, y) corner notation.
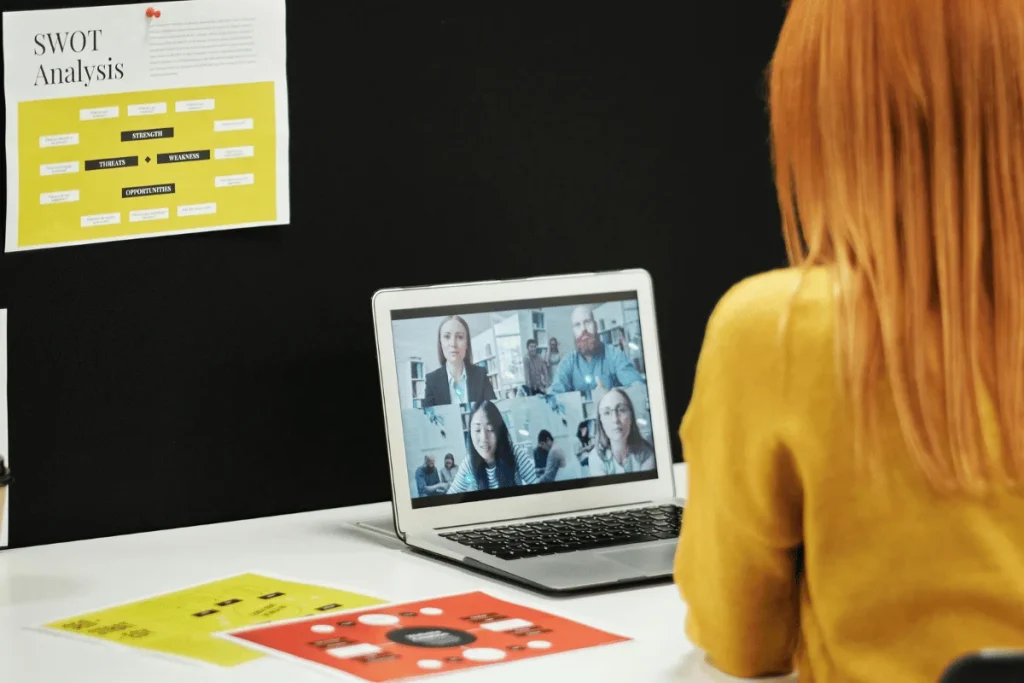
top-left (417, 659), bottom-right (443, 670)
top-left (310, 624), bottom-right (335, 634)
top-left (358, 614), bottom-right (400, 626)
top-left (420, 607), bottom-right (443, 616)
top-left (527, 640), bottom-right (552, 649)
top-left (463, 648), bottom-right (507, 662)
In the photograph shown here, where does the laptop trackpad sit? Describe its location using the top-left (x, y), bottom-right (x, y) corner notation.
top-left (598, 543), bottom-right (677, 576)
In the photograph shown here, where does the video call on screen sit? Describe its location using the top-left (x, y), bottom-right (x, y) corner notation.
top-left (391, 292), bottom-right (659, 509)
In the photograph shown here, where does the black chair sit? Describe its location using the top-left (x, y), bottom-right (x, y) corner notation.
top-left (940, 650), bottom-right (1024, 682)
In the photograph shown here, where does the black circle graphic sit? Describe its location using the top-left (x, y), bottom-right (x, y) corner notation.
top-left (386, 626), bottom-right (477, 649)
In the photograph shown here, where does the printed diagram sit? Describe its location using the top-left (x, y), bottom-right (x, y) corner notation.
top-left (222, 591), bottom-right (631, 682)
top-left (41, 573), bottom-right (384, 667)
top-left (16, 81), bottom-right (277, 249)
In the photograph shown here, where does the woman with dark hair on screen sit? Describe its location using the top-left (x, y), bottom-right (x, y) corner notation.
top-left (446, 401), bottom-right (537, 493)
top-left (675, 1), bottom-right (1024, 681)
top-left (574, 420), bottom-right (595, 474)
top-left (590, 388), bottom-right (655, 476)
top-left (421, 315), bottom-right (496, 408)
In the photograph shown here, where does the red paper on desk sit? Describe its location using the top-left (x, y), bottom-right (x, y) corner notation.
top-left (220, 591), bottom-right (630, 681)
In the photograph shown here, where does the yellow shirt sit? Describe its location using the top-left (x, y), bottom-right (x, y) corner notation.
top-left (674, 267), bottom-right (1024, 683)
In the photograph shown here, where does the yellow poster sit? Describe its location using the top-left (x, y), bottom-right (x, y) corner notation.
top-left (16, 82), bottom-right (277, 249)
top-left (2, 0), bottom-right (290, 251)
top-left (42, 573), bottom-right (385, 667)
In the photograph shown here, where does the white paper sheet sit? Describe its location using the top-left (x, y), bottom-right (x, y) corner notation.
top-left (0, 309), bottom-right (8, 548)
top-left (2, 0), bottom-right (290, 251)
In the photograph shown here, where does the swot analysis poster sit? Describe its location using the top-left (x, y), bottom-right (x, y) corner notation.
top-left (2, 0), bottom-right (290, 251)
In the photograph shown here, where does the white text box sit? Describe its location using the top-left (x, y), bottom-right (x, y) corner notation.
top-left (175, 99), bottom-right (215, 113)
top-left (127, 102), bottom-right (167, 116)
top-left (325, 644), bottom-right (382, 659)
top-left (79, 106), bottom-right (119, 121)
top-left (214, 118), bottom-right (253, 132)
top-left (39, 133), bottom-right (79, 148)
top-left (215, 173), bottom-right (254, 188)
top-left (177, 202), bottom-right (216, 217)
top-left (481, 618), bottom-right (534, 632)
top-left (129, 208), bottom-right (170, 222)
top-left (80, 213), bottom-right (121, 227)
top-left (40, 161), bottom-right (79, 176)
top-left (214, 146), bottom-right (254, 160)
top-left (40, 190), bottom-right (80, 205)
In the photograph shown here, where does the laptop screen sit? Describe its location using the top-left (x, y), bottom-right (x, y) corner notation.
top-left (390, 291), bottom-right (660, 509)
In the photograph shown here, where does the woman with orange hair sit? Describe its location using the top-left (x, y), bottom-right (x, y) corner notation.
top-left (675, 1), bottom-right (1024, 681)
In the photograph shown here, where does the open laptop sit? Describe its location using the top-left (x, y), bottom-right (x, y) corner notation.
top-left (372, 269), bottom-right (684, 594)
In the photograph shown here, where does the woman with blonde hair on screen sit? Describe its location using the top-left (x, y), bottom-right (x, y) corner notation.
top-left (591, 388), bottom-right (654, 476)
top-left (675, 1), bottom-right (1024, 681)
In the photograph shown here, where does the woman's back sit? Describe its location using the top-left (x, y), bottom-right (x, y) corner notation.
top-left (675, 266), bottom-right (1024, 682)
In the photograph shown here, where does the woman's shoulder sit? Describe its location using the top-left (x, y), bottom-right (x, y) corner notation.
top-left (703, 267), bottom-right (834, 355)
top-left (714, 266), bottom-right (831, 323)
top-left (425, 365), bottom-right (445, 379)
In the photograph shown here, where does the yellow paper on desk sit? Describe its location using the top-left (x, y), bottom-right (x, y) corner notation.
top-left (42, 573), bottom-right (385, 667)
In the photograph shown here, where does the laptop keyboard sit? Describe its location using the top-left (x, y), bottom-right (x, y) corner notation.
top-left (439, 504), bottom-right (683, 561)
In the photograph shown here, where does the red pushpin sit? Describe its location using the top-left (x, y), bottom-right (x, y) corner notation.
top-left (145, 7), bottom-right (155, 17)
top-left (154, 9), bottom-right (161, 17)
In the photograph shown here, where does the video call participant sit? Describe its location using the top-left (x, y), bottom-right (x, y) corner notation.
top-left (591, 388), bottom-right (655, 476)
top-left (414, 455), bottom-right (447, 497)
top-left (533, 429), bottom-right (554, 472)
top-left (523, 339), bottom-right (549, 395)
top-left (549, 305), bottom-right (644, 393)
top-left (422, 315), bottom-right (496, 407)
top-left (536, 433), bottom-right (582, 483)
top-left (547, 337), bottom-right (562, 376)
top-left (437, 453), bottom-right (458, 491)
top-left (575, 420), bottom-right (595, 472)
top-left (446, 401), bottom-right (538, 493)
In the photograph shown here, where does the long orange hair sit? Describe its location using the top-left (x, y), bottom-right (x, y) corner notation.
top-left (769, 0), bottom-right (1024, 492)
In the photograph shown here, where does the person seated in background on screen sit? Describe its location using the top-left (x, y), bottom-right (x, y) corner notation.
top-left (446, 401), bottom-right (538, 493)
top-left (523, 338), bottom-right (549, 395)
top-left (414, 455), bottom-right (446, 497)
top-left (422, 315), bottom-right (496, 407)
top-left (675, 2), bottom-right (1024, 681)
top-left (574, 420), bottom-right (595, 474)
top-left (436, 453), bottom-right (458, 492)
top-left (549, 305), bottom-right (643, 393)
top-left (590, 388), bottom-right (655, 476)
top-left (537, 433), bottom-right (583, 483)
top-left (532, 429), bottom-right (556, 474)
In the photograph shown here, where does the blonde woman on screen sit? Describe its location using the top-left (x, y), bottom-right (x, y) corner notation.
top-left (590, 388), bottom-right (654, 476)
top-left (674, 2), bottom-right (1024, 682)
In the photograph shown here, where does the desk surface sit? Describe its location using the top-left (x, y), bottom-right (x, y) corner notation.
top-left (0, 465), bottom-right (723, 682)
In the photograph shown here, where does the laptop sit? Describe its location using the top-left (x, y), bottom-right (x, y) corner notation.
top-left (372, 269), bottom-right (684, 594)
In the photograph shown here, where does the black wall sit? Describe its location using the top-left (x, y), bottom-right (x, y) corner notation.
top-left (1, 2), bottom-right (788, 547)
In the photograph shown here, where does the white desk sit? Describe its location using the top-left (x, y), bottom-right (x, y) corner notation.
top-left (0, 464), bottom-right (784, 682)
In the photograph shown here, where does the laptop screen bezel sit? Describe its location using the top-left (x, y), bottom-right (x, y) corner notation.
top-left (372, 269), bottom-right (676, 536)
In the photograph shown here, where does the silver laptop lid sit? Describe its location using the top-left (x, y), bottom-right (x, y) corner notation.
top-left (374, 270), bottom-right (675, 536)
